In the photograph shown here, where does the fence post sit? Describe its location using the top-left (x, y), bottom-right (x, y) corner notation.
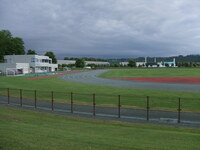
top-left (177, 98), bottom-right (181, 123)
top-left (93, 94), bottom-right (96, 116)
top-left (7, 88), bottom-right (10, 104)
top-left (34, 90), bottom-right (37, 108)
top-left (146, 96), bottom-right (150, 121)
top-left (118, 95), bottom-right (121, 118)
top-left (51, 91), bottom-right (54, 111)
top-left (71, 92), bottom-right (73, 113)
top-left (20, 89), bottom-right (22, 107)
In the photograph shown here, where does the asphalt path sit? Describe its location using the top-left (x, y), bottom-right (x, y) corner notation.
top-left (1, 95), bottom-right (200, 129)
top-left (59, 69), bottom-right (200, 92)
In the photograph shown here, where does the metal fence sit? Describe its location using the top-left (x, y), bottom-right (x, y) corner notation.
top-left (0, 71), bottom-right (69, 77)
top-left (0, 73), bottom-right (6, 76)
top-left (0, 87), bottom-right (200, 124)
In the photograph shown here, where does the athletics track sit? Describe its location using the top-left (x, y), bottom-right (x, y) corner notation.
top-left (59, 69), bottom-right (200, 92)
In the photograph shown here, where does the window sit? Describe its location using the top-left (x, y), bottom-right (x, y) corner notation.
top-left (31, 58), bottom-right (38, 62)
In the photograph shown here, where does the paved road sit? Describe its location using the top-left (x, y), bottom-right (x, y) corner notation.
top-left (1, 95), bottom-right (200, 129)
top-left (59, 69), bottom-right (200, 92)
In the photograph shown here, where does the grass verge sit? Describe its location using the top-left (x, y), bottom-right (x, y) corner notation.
top-left (0, 107), bottom-right (200, 150)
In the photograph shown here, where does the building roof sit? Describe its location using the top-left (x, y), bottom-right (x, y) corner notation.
top-left (57, 60), bottom-right (110, 65)
top-left (163, 61), bottom-right (175, 64)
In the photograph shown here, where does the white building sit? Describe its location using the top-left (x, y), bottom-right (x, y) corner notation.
top-left (120, 58), bottom-right (147, 67)
top-left (136, 57), bottom-right (147, 67)
top-left (120, 61), bottom-right (146, 67)
top-left (120, 58), bottom-right (176, 68)
top-left (0, 55), bottom-right (58, 75)
top-left (119, 62), bottom-right (129, 66)
top-left (160, 58), bottom-right (176, 67)
top-left (85, 61), bottom-right (110, 66)
top-left (57, 60), bottom-right (110, 66)
top-left (57, 60), bottom-right (76, 65)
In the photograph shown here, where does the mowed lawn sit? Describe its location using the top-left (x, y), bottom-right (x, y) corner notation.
top-left (0, 74), bottom-right (200, 112)
top-left (100, 68), bottom-right (200, 78)
top-left (0, 107), bottom-right (200, 150)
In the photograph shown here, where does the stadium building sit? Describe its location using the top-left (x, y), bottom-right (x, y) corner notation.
top-left (0, 55), bottom-right (58, 75)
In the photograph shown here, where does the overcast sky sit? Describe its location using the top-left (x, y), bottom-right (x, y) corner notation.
top-left (1, 0), bottom-right (200, 58)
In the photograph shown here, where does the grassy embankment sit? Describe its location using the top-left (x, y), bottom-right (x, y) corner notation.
top-left (0, 107), bottom-right (200, 150)
top-left (0, 68), bottom-right (200, 112)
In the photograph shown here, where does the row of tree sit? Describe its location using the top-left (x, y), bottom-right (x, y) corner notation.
top-left (177, 62), bottom-right (200, 67)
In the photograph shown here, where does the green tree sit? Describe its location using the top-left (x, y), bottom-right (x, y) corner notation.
top-left (87, 63), bottom-right (96, 68)
top-left (64, 57), bottom-right (69, 60)
top-left (128, 59), bottom-right (136, 67)
top-left (192, 63), bottom-right (197, 67)
top-left (44, 51), bottom-right (57, 64)
top-left (27, 49), bottom-right (37, 55)
top-left (0, 30), bottom-right (12, 62)
top-left (9, 37), bottom-right (25, 55)
top-left (165, 64), bottom-right (169, 67)
top-left (0, 30), bottom-right (12, 39)
top-left (0, 30), bottom-right (25, 62)
top-left (75, 58), bottom-right (85, 68)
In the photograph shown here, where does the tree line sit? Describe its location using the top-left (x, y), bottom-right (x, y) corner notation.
top-left (177, 62), bottom-right (200, 67)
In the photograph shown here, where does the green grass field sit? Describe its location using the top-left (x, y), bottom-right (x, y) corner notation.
top-left (0, 70), bottom-right (200, 112)
top-left (100, 68), bottom-right (200, 78)
top-left (0, 107), bottom-right (200, 150)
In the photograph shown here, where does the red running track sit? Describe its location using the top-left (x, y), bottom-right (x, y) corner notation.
top-left (112, 77), bottom-right (200, 84)
top-left (27, 70), bottom-right (86, 80)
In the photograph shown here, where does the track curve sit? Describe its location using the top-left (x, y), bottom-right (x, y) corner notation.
top-left (59, 69), bottom-right (200, 92)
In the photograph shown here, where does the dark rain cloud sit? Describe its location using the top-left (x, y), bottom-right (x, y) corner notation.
top-left (1, 0), bottom-right (200, 58)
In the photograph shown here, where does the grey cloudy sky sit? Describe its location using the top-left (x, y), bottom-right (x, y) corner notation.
top-left (1, 0), bottom-right (200, 58)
